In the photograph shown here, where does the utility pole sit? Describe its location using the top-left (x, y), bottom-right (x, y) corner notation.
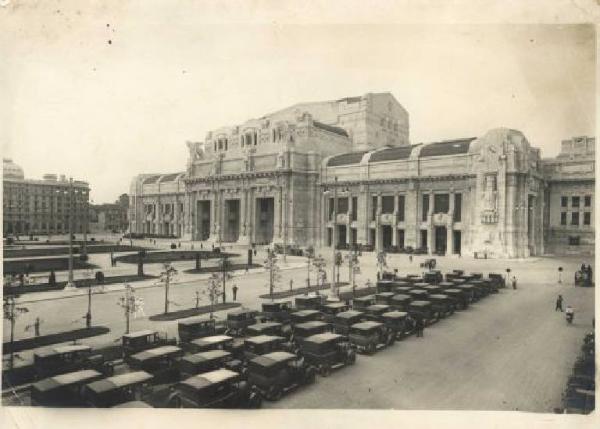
top-left (65, 178), bottom-right (75, 289)
top-left (82, 187), bottom-right (88, 259)
top-left (331, 176), bottom-right (338, 296)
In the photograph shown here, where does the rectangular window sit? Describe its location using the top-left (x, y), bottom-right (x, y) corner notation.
top-left (351, 197), bottom-right (358, 221)
top-left (422, 194), bottom-right (429, 221)
top-left (584, 196), bottom-right (591, 207)
top-left (571, 211), bottom-right (579, 226)
top-left (328, 198), bottom-right (334, 220)
top-left (433, 194), bottom-right (449, 214)
top-left (560, 212), bottom-right (567, 225)
top-left (381, 196), bottom-right (394, 214)
top-left (584, 212), bottom-right (591, 226)
top-left (568, 236), bottom-right (580, 246)
top-left (398, 195), bottom-right (405, 222)
top-left (337, 197), bottom-right (348, 214)
top-left (561, 196), bottom-right (568, 207)
top-left (372, 196), bottom-right (378, 221)
top-left (454, 193), bottom-right (462, 222)
top-left (572, 196), bottom-right (580, 207)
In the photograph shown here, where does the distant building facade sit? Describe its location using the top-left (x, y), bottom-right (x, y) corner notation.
top-left (128, 93), bottom-right (595, 257)
top-left (89, 202), bottom-right (129, 233)
top-left (3, 159), bottom-right (90, 236)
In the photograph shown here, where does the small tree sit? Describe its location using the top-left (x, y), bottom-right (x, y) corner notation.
top-left (312, 254), bottom-right (327, 292)
top-left (218, 257), bottom-right (233, 303)
top-left (305, 246), bottom-right (315, 288)
top-left (345, 250), bottom-right (361, 299)
top-left (117, 284), bottom-right (142, 334)
top-left (376, 251), bottom-right (388, 277)
top-left (204, 273), bottom-right (221, 319)
top-left (334, 251), bottom-right (343, 286)
top-left (264, 250), bottom-right (282, 301)
top-left (160, 263), bottom-right (178, 314)
top-left (4, 295), bottom-right (29, 369)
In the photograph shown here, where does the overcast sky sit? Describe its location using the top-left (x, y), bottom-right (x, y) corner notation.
top-left (2, 4), bottom-right (595, 203)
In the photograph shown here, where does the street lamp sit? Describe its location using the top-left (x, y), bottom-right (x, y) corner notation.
top-left (323, 176), bottom-right (338, 296)
top-left (64, 178), bottom-right (76, 290)
top-left (558, 267), bottom-right (563, 284)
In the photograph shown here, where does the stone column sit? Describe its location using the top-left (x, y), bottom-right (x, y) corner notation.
top-left (357, 186), bottom-right (369, 245)
top-left (346, 194), bottom-right (352, 246)
top-left (392, 194), bottom-right (399, 246)
top-left (376, 194), bottom-right (382, 252)
top-left (427, 193), bottom-right (434, 255)
top-left (274, 185), bottom-right (282, 239)
top-left (446, 191), bottom-right (455, 256)
top-left (405, 181), bottom-right (418, 248)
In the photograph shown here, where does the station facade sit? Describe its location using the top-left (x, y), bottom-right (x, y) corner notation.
top-left (129, 93), bottom-right (595, 257)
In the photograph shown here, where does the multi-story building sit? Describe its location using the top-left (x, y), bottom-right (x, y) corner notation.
top-left (3, 159), bottom-right (90, 236)
top-left (129, 92), bottom-right (595, 257)
top-left (89, 202), bottom-right (129, 233)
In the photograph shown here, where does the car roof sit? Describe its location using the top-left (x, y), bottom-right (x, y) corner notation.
top-left (392, 294), bottom-right (411, 300)
top-left (304, 332), bottom-right (343, 344)
top-left (182, 349), bottom-right (231, 364)
top-left (191, 335), bottom-right (233, 345)
top-left (130, 345), bottom-right (181, 361)
top-left (123, 330), bottom-right (156, 339)
top-left (86, 371), bottom-right (153, 394)
top-left (444, 288), bottom-right (461, 293)
top-left (383, 311), bottom-right (408, 319)
top-left (33, 369), bottom-right (102, 392)
top-left (113, 400), bottom-right (153, 408)
top-left (244, 335), bottom-right (284, 345)
top-left (410, 300), bottom-right (431, 306)
top-left (295, 321), bottom-right (328, 329)
top-left (248, 322), bottom-right (282, 329)
top-left (366, 304), bottom-right (390, 311)
top-left (178, 317), bottom-right (213, 327)
top-left (354, 295), bottom-right (375, 301)
top-left (429, 294), bottom-right (449, 299)
top-left (324, 302), bottom-right (347, 309)
top-left (34, 344), bottom-right (91, 358)
top-left (336, 310), bottom-right (364, 319)
top-left (293, 309), bottom-right (321, 316)
top-left (250, 351), bottom-right (296, 367)
top-left (376, 292), bottom-right (395, 296)
top-left (180, 369), bottom-right (239, 390)
top-left (351, 321), bottom-right (383, 330)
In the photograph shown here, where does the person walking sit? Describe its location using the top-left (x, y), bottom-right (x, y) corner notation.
top-left (511, 275), bottom-right (517, 290)
top-left (415, 317), bottom-right (424, 338)
top-left (232, 285), bottom-right (238, 302)
top-left (555, 294), bottom-right (564, 312)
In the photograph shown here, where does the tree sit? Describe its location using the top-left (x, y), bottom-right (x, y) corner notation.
top-left (312, 254), bottom-right (327, 292)
top-left (264, 250), bottom-right (282, 301)
top-left (344, 250), bottom-right (361, 298)
top-left (305, 246), bottom-right (315, 288)
top-left (3, 295), bottom-right (29, 369)
top-left (376, 251), bottom-right (388, 277)
top-left (204, 273), bottom-right (221, 319)
top-left (334, 251), bottom-right (343, 287)
top-left (218, 257), bottom-right (233, 303)
top-left (116, 284), bottom-right (143, 334)
top-left (137, 250), bottom-right (146, 276)
top-left (160, 263), bottom-right (178, 314)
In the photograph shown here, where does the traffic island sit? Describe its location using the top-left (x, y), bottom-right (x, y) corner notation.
top-left (3, 274), bottom-right (158, 296)
top-left (184, 263), bottom-right (262, 274)
top-left (4, 244), bottom-right (149, 259)
top-left (2, 326), bottom-right (111, 355)
top-left (115, 250), bottom-right (239, 264)
top-left (259, 282), bottom-right (350, 299)
top-left (148, 302), bottom-right (242, 322)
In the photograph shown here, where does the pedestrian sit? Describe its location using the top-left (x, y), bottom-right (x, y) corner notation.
top-left (555, 294), bottom-right (563, 312)
top-left (289, 279), bottom-right (293, 291)
top-left (587, 264), bottom-right (593, 284)
top-left (415, 317), bottom-right (424, 338)
top-left (178, 242), bottom-right (181, 248)
top-left (376, 272), bottom-right (381, 281)
top-left (409, 255), bottom-right (413, 263)
top-left (34, 317), bottom-right (40, 337)
top-left (254, 249), bottom-right (257, 257)
top-left (48, 270), bottom-right (56, 287)
top-left (511, 275), bottom-right (517, 290)
top-left (232, 285), bottom-right (238, 301)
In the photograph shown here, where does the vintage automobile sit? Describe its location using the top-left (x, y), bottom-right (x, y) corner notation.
top-left (393, 286), bottom-right (413, 295)
top-left (443, 288), bottom-right (469, 310)
top-left (295, 295), bottom-right (326, 310)
top-left (246, 321), bottom-right (285, 338)
top-left (469, 272), bottom-right (484, 280)
top-left (456, 284), bottom-right (477, 303)
top-left (247, 351), bottom-right (316, 400)
top-left (225, 309), bottom-right (258, 337)
top-left (407, 300), bottom-right (436, 325)
top-left (126, 345), bottom-right (184, 384)
top-left (31, 369), bottom-right (104, 407)
top-left (178, 350), bottom-right (241, 379)
top-left (390, 294), bottom-right (412, 312)
top-left (375, 280), bottom-right (395, 293)
top-left (381, 311), bottom-right (413, 339)
top-left (428, 294), bottom-right (455, 318)
top-left (33, 345), bottom-right (113, 379)
top-left (364, 304), bottom-right (392, 321)
top-left (484, 276), bottom-right (501, 292)
top-left (408, 289), bottom-right (430, 300)
top-left (186, 335), bottom-right (235, 354)
top-left (380, 271), bottom-right (397, 281)
top-left (562, 386), bottom-right (595, 414)
top-left (412, 282), bottom-right (431, 290)
top-left (333, 310), bottom-right (365, 335)
top-left (292, 321), bottom-right (331, 343)
top-left (470, 279), bottom-right (491, 297)
top-left (437, 281), bottom-right (455, 290)
top-left (320, 302), bottom-right (350, 324)
top-left (178, 318), bottom-right (222, 344)
top-left (348, 321), bottom-right (395, 353)
top-left (290, 309), bottom-right (323, 325)
top-left (352, 295), bottom-right (376, 311)
top-left (243, 335), bottom-right (290, 361)
top-left (423, 270), bottom-right (443, 284)
top-left (168, 369), bottom-right (262, 408)
top-left (112, 400), bottom-right (153, 408)
top-left (420, 258), bottom-right (436, 270)
top-left (83, 371), bottom-right (154, 408)
top-left (405, 275), bottom-right (424, 284)
top-left (299, 332), bottom-right (356, 376)
top-left (450, 278), bottom-right (466, 286)
top-left (260, 301), bottom-right (293, 324)
top-left (122, 330), bottom-right (176, 358)
top-left (488, 273), bottom-right (506, 289)
top-left (423, 285), bottom-right (442, 295)
top-left (375, 292), bottom-right (396, 305)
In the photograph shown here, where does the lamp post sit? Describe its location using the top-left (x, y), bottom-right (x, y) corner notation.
top-left (558, 267), bottom-right (563, 284)
top-left (65, 178), bottom-right (75, 289)
top-left (82, 187), bottom-right (88, 259)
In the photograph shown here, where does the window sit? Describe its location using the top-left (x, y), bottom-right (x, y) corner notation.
top-left (561, 196), bottom-right (568, 207)
top-left (328, 198), bottom-right (334, 220)
top-left (560, 212), bottom-right (567, 225)
top-left (337, 197), bottom-right (349, 214)
top-left (433, 194), bottom-right (449, 214)
top-left (372, 196), bottom-right (378, 220)
top-left (454, 194), bottom-right (462, 222)
top-left (571, 212), bottom-right (579, 226)
top-left (568, 236), bottom-right (580, 246)
top-left (584, 212), bottom-right (591, 226)
top-left (398, 195), bottom-right (405, 222)
top-left (572, 196), bottom-right (580, 207)
top-left (422, 194), bottom-right (429, 221)
top-left (585, 196), bottom-right (591, 207)
top-left (351, 197), bottom-right (358, 221)
top-left (381, 196), bottom-right (394, 214)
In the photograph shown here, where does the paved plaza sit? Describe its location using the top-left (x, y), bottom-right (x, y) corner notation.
top-left (2, 237), bottom-right (595, 412)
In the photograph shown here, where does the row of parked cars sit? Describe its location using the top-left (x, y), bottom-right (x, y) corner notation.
top-left (559, 331), bottom-right (595, 414)
top-left (28, 268), bottom-right (505, 409)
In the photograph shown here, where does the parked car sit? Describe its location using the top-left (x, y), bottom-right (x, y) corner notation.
top-left (186, 335), bottom-right (235, 354)
top-left (423, 270), bottom-right (443, 284)
top-left (488, 273), bottom-right (506, 289)
top-left (333, 310), bottom-right (365, 335)
top-left (375, 292), bottom-right (396, 305)
top-left (381, 311), bottom-right (414, 339)
top-left (393, 286), bottom-right (413, 295)
top-left (260, 301), bottom-right (293, 324)
top-left (428, 294), bottom-right (455, 318)
top-left (122, 330), bottom-right (175, 358)
top-left (299, 332), bottom-right (356, 376)
top-left (320, 302), bottom-right (350, 324)
top-left (295, 295), bottom-right (326, 310)
top-left (243, 335), bottom-right (290, 361)
top-left (33, 345), bottom-right (113, 379)
top-left (83, 371), bottom-right (154, 408)
top-left (178, 318), bottom-right (222, 344)
top-left (31, 369), bottom-right (104, 407)
top-left (348, 321), bottom-right (395, 353)
top-left (126, 345), bottom-right (184, 384)
top-left (437, 281), bottom-right (456, 291)
top-left (225, 309), bottom-right (258, 337)
top-left (423, 285), bottom-right (442, 295)
top-left (246, 322), bottom-right (285, 338)
top-left (292, 321), bottom-right (331, 343)
top-left (290, 309), bottom-right (323, 325)
top-left (456, 284), bottom-right (477, 303)
top-left (376, 280), bottom-right (395, 293)
top-left (443, 288), bottom-right (469, 310)
top-left (178, 350), bottom-right (241, 379)
top-left (352, 295), bottom-right (376, 311)
top-left (469, 280), bottom-right (491, 298)
top-left (364, 304), bottom-right (392, 321)
top-left (168, 369), bottom-right (262, 408)
top-left (408, 289), bottom-right (429, 300)
top-left (247, 351), bottom-right (316, 401)
top-left (407, 300), bottom-right (435, 325)
top-left (390, 294), bottom-right (412, 312)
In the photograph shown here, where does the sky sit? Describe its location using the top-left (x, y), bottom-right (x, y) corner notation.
top-left (1, 3), bottom-right (596, 204)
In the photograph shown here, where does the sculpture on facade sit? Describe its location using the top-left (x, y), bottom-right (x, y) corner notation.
top-left (484, 175), bottom-right (497, 212)
top-left (186, 141), bottom-right (205, 161)
top-left (277, 151), bottom-right (286, 169)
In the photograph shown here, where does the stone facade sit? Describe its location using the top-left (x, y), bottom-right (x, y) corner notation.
top-left (128, 93), bottom-right (595, 257)
top-left (3, 159), bottom-right (90, 236)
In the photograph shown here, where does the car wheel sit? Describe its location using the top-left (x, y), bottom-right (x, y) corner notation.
top-left (304, 367), bottom-right (316, 384)
top-left (267, 385), bottom-right (283, 401)
top-left (319, 364), bottom-right (331, 377)
top-left (248, 391), bottom-right (262, 409)
top-left (167, 394), bottom-right (182, 408)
